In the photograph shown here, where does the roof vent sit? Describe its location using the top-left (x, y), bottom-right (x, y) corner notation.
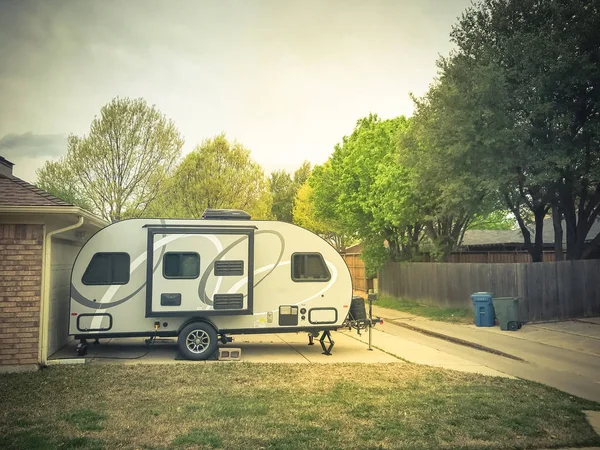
top-left (201, 209), bottom-right (251, 220)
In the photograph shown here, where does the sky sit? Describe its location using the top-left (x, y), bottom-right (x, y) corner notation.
top-left (0, 0), bottom-right (471, 183)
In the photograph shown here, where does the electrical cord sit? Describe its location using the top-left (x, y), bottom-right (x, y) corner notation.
top-left (86, 351), bottom-right (150, 360)
top-left (50, 338), bottom-right (176, 361)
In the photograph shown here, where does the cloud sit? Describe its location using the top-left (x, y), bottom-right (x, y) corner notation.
top-left (0, 132), bottom-right (67, 183)
top-left (0, 132), bottom-right (67, 159)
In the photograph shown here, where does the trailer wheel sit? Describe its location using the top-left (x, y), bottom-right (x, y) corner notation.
top-left (178, 322), bottom-right (218, 361)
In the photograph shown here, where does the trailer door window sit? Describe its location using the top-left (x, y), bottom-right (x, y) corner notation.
top-left (82, 253), bottom-right (130, 285)
top-left (163, 252), bottom-right (200, 279)
top-left (291, 253), bottom-right (330, 282)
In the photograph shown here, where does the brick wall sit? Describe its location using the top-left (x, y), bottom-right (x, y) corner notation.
top-left (0, 224), bottom-right (44, 366)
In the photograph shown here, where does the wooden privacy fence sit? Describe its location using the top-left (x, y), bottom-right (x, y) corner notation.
top-left (444, 250), bottom-right (557, 263)
top-left (342, 253), bottom-right (373, 293)
top-left (378, 260), bottom-right (600, 322)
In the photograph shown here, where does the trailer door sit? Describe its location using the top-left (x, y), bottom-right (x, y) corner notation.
top-left (145, 226), bottom-right (254, 317)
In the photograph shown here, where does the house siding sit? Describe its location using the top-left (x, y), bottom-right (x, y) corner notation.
top-left (48, 239), bottom-right (80, 356)
top-left (0, 224), bottom-right (44, 366)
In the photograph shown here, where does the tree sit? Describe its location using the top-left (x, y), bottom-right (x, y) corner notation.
top-left (292, 181), bottom-right (352, 251)
top-left (37, 97), bottom-right (184, 222)
top-left (425, 0), bottom-right (600, 260)
top-left (269, 170), bottom-right (294, 222)
top-left (311, 115), bottom-right (424, 274)
top-left (36, 158), bottom-right (93, 210)
top-left (293, 161), bottom-right (312, 187)
top-left (468, 210), bottom-right (516, 231)
top-left (412, 57), bottom-right (554, 261)
top-left (147, 134), bottom-right (272, 219)
top-left (269, 161), bottom-right (312, 223)
top-left (399, 117), bottom-right (488, 260)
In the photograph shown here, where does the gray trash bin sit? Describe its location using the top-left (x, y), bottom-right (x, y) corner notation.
top-left (492, 297), bottom-right (521, 331)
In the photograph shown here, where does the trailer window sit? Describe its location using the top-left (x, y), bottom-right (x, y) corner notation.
top-left (291, 253), bottom-right (330, 282)
top-left (82, 253), bottom-right (130, 285)
top-left (163, 252), bottom-right (200, 279)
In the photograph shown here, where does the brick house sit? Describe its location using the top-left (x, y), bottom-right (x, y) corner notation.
top-left (0, 156), bottom-right (107, 371)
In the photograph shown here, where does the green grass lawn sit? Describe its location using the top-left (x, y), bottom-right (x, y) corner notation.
top-left (376, 296), bottom-right (474, 324)
top-left (1, 364), bottom-right (599, 450)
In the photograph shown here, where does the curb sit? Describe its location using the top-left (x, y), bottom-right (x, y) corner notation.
top-left (385, 319), bottom-right (525, 362)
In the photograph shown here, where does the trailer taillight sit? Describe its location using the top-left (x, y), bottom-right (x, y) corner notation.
top-left (71, 313), bottom-right (78, 316)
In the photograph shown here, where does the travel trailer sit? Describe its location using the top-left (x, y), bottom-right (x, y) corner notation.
top-left (69, 210), bottom-right (355, 360)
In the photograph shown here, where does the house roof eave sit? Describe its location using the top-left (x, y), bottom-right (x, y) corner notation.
top-left (0, 205), bottom-right (108, 229)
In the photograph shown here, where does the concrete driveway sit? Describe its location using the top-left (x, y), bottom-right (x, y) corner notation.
top-left (50, 330), bottom-right (399, 364)
top-left (49, 326), bottom-right (512, 379)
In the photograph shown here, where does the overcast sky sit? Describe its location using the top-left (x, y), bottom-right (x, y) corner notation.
top-left (0, 0), bottom-right (471, 183)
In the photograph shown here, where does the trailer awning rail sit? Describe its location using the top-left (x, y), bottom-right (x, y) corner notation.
top-left (142, 223), bottom-right (258, 230)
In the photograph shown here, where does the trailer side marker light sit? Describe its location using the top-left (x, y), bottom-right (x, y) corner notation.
top-left (343, 305), bottom-right (348, 308)
top-left (71, 313), bottom-right (78, 316)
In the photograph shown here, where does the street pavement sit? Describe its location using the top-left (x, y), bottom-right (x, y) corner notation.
top-left (372, 305), bottom-right (600, 402)
top-left (339, 326), bottom-right (513, 377)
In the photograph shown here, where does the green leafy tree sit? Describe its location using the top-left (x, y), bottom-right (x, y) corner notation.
top-left (293, 161), bottom-right (312, 187)
top-left (292, 181), bottom-right (353, 251)
top-left (468, 210), bottom-right (516, 231)
top-left (147, 134), bottom-right (272, 219)
top-left (269, 170), bottom-right (294, 222)
top-left (269, 161), bottom-right (312, 223)
top-left (36, 97), bottom-right (184, 222)
top-left (399, 118), bottom-right (487, 260)
top-left (422, 0), bottom-right (600, 260)
top-left (36, 159), bottom-right (93, 210)
top-left (360, 236), bottom-right (390, 278)
top-left (311, 115), bottom-right (423, 274)
top-left (412, 62), bottom-right (552, 261)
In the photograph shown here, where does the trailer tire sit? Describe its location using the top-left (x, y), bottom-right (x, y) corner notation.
top-left (178, 322), bottom-right (218, 361)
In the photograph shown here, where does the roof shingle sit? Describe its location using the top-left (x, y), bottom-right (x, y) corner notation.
top-left (461, 217), bottom-right (600, 247)
top-left (0, 175), bottom-right (72, 207)
top-left (461, 229), bottom-right (524, 246)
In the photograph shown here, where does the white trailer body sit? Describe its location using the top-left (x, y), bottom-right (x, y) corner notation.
top-left (69, 214), bottom-right (352, 358)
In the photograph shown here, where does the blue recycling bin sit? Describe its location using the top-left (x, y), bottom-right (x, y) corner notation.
top-left (471, 292), bottom-right (496, 327)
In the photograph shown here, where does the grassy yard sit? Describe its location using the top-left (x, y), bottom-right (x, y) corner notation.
top-left (1, 364), bottom-right (599, 449)
top-left (376, 296), bottom-right (473, 324)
